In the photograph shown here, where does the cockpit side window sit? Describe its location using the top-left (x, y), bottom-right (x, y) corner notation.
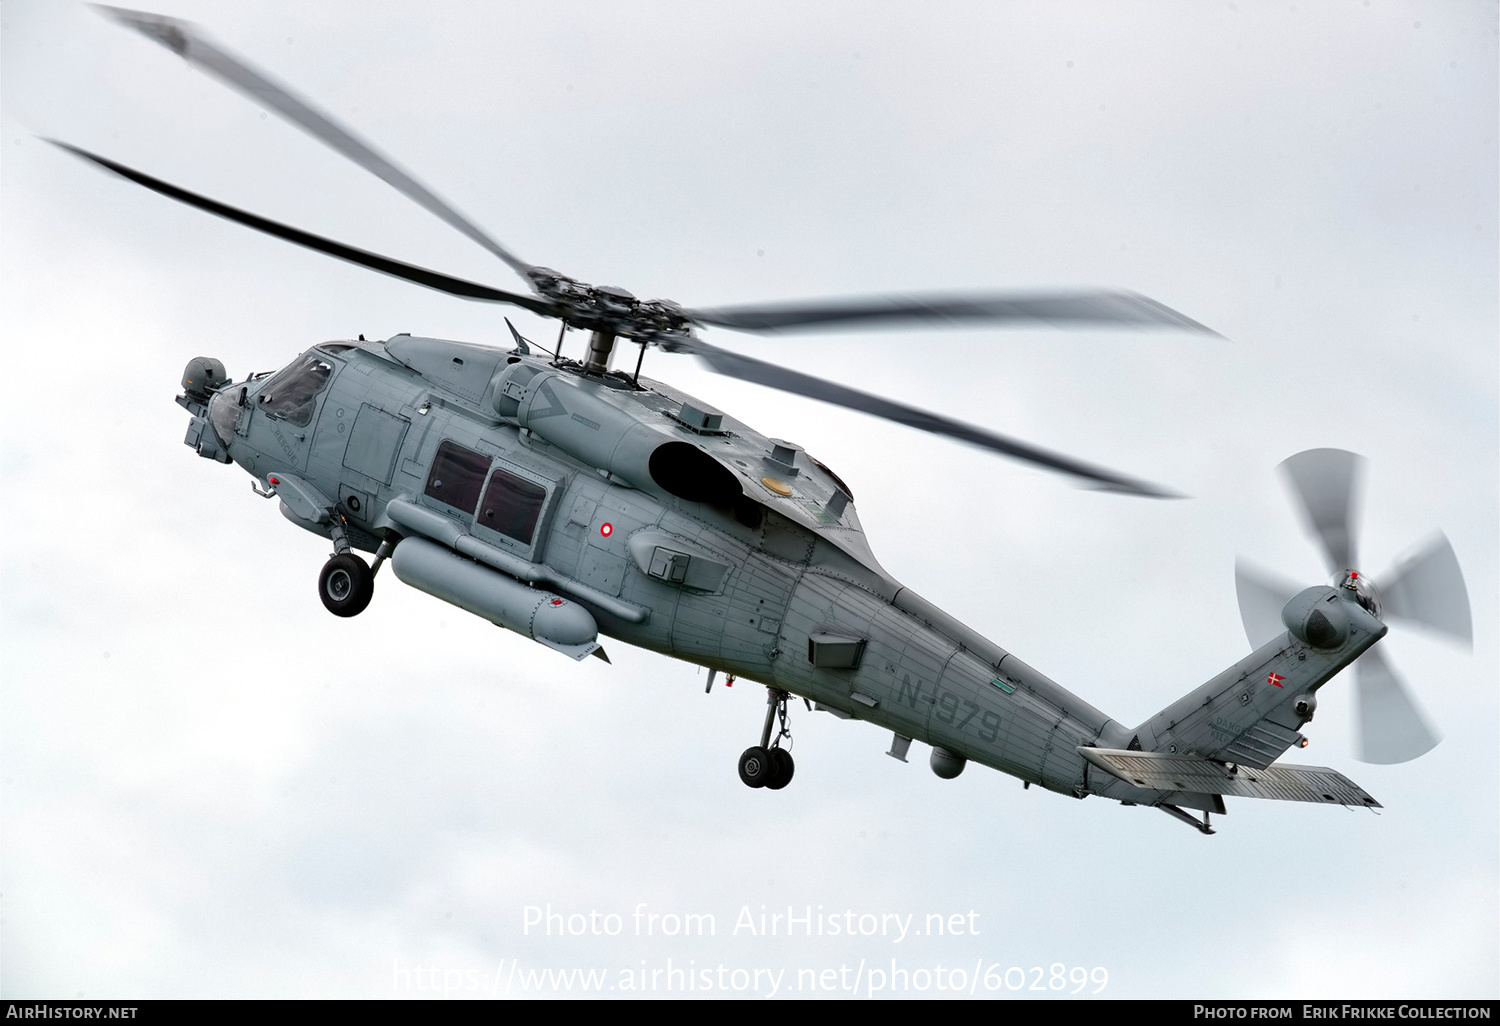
top-left (424, 441), bottom-right (489, 514)
top-left (257, 356), bottom-right (334, 426)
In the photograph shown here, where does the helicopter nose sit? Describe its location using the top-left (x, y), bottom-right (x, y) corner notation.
top-left (179, 373), bottom-right (240, 464)
top-left (205, 385), bottom-right (242, 450)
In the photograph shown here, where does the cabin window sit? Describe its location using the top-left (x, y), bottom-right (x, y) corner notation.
top-left (477, 467), bottom-right (547, 544)
top-left (424, 440), bottom-right (489, 513)
top-left (257, 356), bottom-right (333, 426)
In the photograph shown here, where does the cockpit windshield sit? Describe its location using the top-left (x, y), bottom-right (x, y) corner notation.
top-left (257, 355), bottom-right (333, 426)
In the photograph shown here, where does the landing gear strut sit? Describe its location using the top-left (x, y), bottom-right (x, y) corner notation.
top-left (317, 524), bottom-right (394, 618)
top-left (739, 688), bottom-right (795, 790)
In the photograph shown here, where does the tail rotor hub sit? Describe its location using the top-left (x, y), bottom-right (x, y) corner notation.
top-left (1337, 570), bottom-right (1381, 619)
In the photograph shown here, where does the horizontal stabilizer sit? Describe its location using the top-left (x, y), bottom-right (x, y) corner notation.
top-left (1079, 748), bottom-right (1380, 808)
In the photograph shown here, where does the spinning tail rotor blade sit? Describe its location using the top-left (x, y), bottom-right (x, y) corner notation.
top-left (1233, 558), bottom-right (1302, 650)
top-left (671, 336), bottom-right (1179, 497)
top-left (47, 141), bottom-right (555, 314)
top-left (1355, 647), bottom-right (1441, 765)
top-left (686, 289), bottom-right (1220, 336)
top-left (94, 4), bottom-right (537, 283)
top-left (1279, 448), bottom-right (1364, 573)
top-left (1245, 448), bottom-right (1471, 763)
top-left (1379, 533), bottom-right (1473, 647)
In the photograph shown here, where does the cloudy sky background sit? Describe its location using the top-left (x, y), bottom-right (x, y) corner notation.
top-left (3, 0), bottom-right (1495, 999)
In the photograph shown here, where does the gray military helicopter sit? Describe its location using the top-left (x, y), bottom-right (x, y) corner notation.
top-left (56, 7), bottom-right (1472, 833)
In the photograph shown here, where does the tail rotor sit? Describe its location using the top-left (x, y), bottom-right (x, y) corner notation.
top-left (1233, 449), bottom-right (1472, 764)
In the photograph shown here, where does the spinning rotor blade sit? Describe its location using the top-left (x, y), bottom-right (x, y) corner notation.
top-left (685, 289), bottom-right (1219, 336)
top-left (1234, 558), bottom-right (1302, 650)
top-left (95, 5), bottom-right (536, 283)
top-left (1279, 448), bottom-right (1364, 573)
top-left (1355, 647), bottom-right (1440, 764)
top-left (671, 336), bottom-right (1179, 497)
top-left (1380, 533), bottom-right (1473, 646)
top-left (49, 141), bottom-right (554, 314)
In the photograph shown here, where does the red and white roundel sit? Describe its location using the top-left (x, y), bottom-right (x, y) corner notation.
top-left (600, 522), bottom-right (613, 537)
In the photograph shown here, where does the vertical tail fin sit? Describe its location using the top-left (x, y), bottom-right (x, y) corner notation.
top-left (1131, 586), bottom-right (1385, 767)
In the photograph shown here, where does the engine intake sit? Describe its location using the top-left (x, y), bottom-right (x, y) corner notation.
top-left (491, 363), bottom-right (745, 508)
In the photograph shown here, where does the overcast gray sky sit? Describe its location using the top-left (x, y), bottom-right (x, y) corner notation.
top-left (2, 0), bottom-right (1496, 1000)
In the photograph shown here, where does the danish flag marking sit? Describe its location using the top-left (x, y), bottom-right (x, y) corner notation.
top-left (1268, 673), bottom-right (1285, 688)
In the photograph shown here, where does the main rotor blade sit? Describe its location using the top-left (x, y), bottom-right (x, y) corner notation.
top-left (671, 337), bottom-right (1180, 497)
top-left (1354, 647), bottom-right (1440, 764)
top-left (1234, 558), bottom-right (1302, 650)
top-left (1380, 532), bottom-right (1473, 647)
top-left (49, 141), bottom-right (555, 314)
top-left (1279, 448), bottom-right (1364, 573)
top-left (685, 289), bottom-right (1220, 335)
top-left (95, 5), bottom-right (536, 283)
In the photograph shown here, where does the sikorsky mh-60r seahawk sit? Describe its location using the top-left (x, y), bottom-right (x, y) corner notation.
top-left (56, 7), bottom-right (1472, 834)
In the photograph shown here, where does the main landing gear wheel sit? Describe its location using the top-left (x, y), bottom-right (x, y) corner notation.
top-left (737, 688), bottom-right (798, 789)
top-left (319, 552), bottom-right (373, 617)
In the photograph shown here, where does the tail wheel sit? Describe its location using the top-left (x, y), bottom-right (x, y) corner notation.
top-left (319, 553), bottom-right (374, 617)
top-left (738, 746), bottom-right (774, 788)
top-left (765, 747), bottom-right (795, 790)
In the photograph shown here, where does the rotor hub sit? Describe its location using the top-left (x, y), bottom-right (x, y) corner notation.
top-left (1337, 569), bottom-right (1382, 619)
top-left (526, 267), bottom-right (692, 341)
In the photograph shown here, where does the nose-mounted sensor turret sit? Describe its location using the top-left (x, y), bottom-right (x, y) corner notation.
top-left (176, 356), bottom-right (235, 463)
top-left (181, 356), bottom-right (230, 402)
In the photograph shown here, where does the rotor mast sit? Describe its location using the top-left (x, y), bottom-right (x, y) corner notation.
top-left (577, 283), bottom-right (637, 375)
top-left (584, 330), bottom-right (616, 375)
